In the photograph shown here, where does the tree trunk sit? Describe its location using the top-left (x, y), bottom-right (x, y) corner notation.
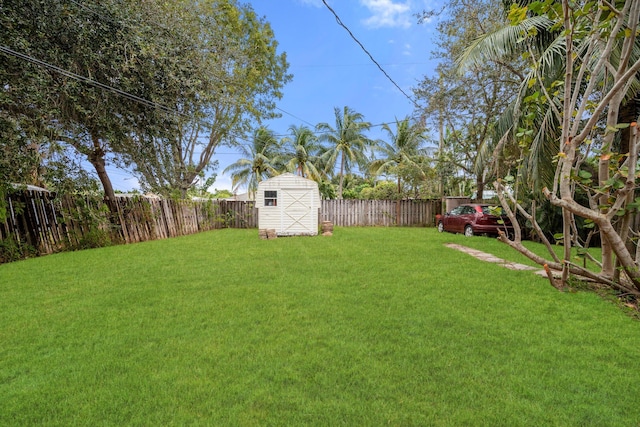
top-left (88, 136), bottom-right (117, 206)
top-left (613, 93), bottom-right (640, 282)
top-left (599, 85), bottom-right (627, 278)
top-left (180, 172), bottom-right (198, 199)
top-left (476, 177), bottom-right (484, 201)
top-left (396, 176), bottom-right (401, 225)
top-left (543, 188), bottom-right (640, 288)
top-left (598, 150), bottom-right (616, 277)
top-left (617, 93), bottom-right (640, 158)
top-left (561, 207), bottom-right (572, 284)
top-left (338, 151), bottom-right (345, 199)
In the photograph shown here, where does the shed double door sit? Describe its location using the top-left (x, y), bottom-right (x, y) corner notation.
top-left (280, 188), bottom-right (316, 234)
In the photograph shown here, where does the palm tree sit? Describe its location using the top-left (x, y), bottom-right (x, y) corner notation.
top-left (459, 3), bottom-right (640, 190)
top-left (458, 11), bottom-right (563, 190)
top-left (282, 125), bottom-right (325, 181)
top-left (223, 126), bottom-right (281, 197)
top-left (317, 106), bottom-right (372, 199)
top-left (370, 117), bottom-right (428, 222)
top-left (370, 117), bottom-right (428, 195)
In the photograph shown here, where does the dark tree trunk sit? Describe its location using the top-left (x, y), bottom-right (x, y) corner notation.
top-left (88, 135), bottom-right (117, 212)
top-left (476, 177), bottom-right (485, 201)
top-left (618, 92), bottom-right (640, 161)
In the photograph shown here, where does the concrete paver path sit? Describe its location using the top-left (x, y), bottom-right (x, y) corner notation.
top-left (445, 243), bottom-right (546, 275)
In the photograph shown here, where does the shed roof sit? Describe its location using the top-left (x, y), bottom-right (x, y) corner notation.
top-left (257, 173), bottom-right (319, 189)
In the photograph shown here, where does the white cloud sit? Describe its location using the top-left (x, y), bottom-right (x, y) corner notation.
top-left (402, 43), bottom-right (412, 56)
top-left (360, 0), bottom-right (411, 29)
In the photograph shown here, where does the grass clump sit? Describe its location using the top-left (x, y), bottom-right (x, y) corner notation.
top-left (2, 228), bottom-right (640, 425)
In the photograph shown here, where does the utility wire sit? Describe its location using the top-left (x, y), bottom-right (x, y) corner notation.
top-left (0, 45), bottom-right (184, 118)
top-left (320, 0), bottom-right (420, 109)
top-left (295, 62), bottom-right (432, 68)
top-left (3, 3), bottom-right (419, 138)
top-left (49, 2), bottom-right (357, 142)
top-left (0, 45), bottom-right (406, 145)
top-left (0, 45), bottom-right (260, 146)
top-left (275, 107), bottom-right (316, 128)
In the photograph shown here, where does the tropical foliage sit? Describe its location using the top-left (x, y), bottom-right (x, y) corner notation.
top-left (459, 0), bottom-right (640, 292)
top-left (414, 0), bottom-right (525, 200)
top-left (223, 112), bottom-right (439, 201)
top-left (223, 127), bottom-right (281, 197)
top-left (0, 2), bottom-right (448, 205)
top-left (370, 117), bottom-right (428, 196)
top-left (317, 106), bottom-right (374, 199)
top-left (282, 125), bottom-right (325, 181)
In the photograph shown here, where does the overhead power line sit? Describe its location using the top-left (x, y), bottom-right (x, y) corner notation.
top-left (320, 0), bottom-right (420, 109)
top-left (0, 46), bottom-right (418, 147)
top-left (0, 45), bottom-right (260, 146)
top-left (275, 106), bottom-right (316, 128)
top-left (295, 62), bottom-right (432, 68)
top-left (0, 45), bottom-right (183, 117)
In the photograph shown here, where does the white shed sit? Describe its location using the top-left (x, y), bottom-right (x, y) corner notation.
top-left (255, 173), bottom-right (321, 236)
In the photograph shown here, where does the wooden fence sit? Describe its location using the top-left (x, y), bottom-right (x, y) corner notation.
top-left (320, 199), bottom-right (440, 227)
top-left (0, 191), bottom-right (440, 261)
top-left (0, 191), bottom-right (258, 260)
top-left (110, 197), bottom-right (258, 243)
top-left (5, 190), bottom-right (639, 263)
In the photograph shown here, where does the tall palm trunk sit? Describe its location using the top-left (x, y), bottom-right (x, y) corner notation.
top-left (338, 150), bottom-right (345, 199)
top-left (396, 175), bottom-right (402, 225)
top-left (476, 177), bottom-right (484, 201)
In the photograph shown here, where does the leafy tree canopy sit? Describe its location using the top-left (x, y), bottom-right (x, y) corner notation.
top-left (0, 0), bottom-right (290, 202)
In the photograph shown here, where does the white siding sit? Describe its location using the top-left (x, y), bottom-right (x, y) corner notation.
top-left (257, 173), bottom-right (320, 236)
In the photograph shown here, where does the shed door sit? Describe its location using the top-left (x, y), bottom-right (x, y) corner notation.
top-left (281, 188), bottom-right (315, 233)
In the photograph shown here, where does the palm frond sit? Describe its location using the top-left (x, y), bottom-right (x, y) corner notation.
top-left (457, 15), bottom-right (555, 71)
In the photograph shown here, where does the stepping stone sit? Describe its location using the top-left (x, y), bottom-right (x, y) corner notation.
top-left (444, 243), bottom-right (538, 272)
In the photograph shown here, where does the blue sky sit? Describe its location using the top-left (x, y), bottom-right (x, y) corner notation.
top-left (110, 0), bottom-right (441, 193)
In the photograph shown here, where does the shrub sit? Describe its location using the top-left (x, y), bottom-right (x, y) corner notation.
top-left (0, 234), bottom-right (37, 263)
top-left (75, 228), bottom-right (112, 250)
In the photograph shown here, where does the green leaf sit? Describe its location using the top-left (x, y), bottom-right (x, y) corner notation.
top-left (529, 1), bottom-right (543, 14)
top-left (582, 1), bottom-right (596, 14)
top-left (626, 201), bottom-right (639, 211)
top-left (508, 4), bottom-right (529, 25)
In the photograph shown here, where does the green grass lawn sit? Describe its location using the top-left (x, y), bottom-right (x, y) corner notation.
top-left (2, 227), bottom-right (640, 426)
